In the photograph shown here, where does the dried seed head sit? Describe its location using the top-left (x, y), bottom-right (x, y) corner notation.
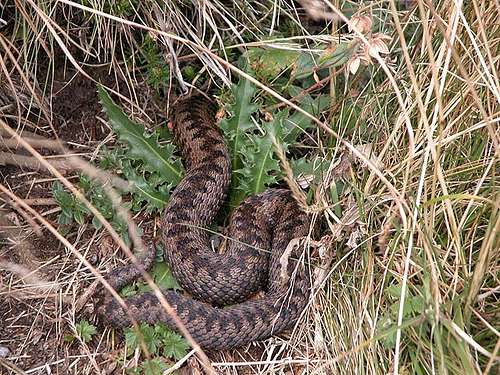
top-left (368, 33), bottom-right (391, 58)
top-left (348, 15), bottom-right (372, 34)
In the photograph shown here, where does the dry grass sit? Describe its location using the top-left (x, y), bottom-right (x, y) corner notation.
top-left (1, 0), bottom-right (499, 374)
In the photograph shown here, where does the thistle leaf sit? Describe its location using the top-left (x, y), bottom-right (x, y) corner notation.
top-left (282, 93), bottom-right (330, 143)
top-left (122, 167), bottom-right (168, 211)
top-left (237, 112), bottom-right (284, 196)
top-left (220, 76), bottom-right (259, 173)
top-left (98, 86), bottom-right (182, 185)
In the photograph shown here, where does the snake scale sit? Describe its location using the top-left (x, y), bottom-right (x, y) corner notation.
top-left (98, 95), bottom-right (311, 350)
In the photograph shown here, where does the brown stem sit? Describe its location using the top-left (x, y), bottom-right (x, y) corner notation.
top-left (0, 152), bottom-right (74, 174)
top-left (1, 136), bottom-right (63, 151)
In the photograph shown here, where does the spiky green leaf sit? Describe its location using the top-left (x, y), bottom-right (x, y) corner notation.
top-left (220, 76), bottom-right (259, 173)
top-left (136, 262), bottom-right (181, 293)
top-left (290, 156), bottom-right (330, 184)
top-left (236, 113), bottom-right (284, 196)
top-left (120, 163), bottom-right (168, 211)
top-left (318, 43), bottom-right (353, 68)
top-left (152, 262), bottom-right (181, 290)
top-left (98, 86), bottom-right (182, 185)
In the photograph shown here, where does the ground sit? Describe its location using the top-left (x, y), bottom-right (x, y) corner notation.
top-left (1, 67), bottom-right (106, 373)
top-left (0, 67), bottom-right (307, 374)
top-left (1, 1), bottom-right (499, 374)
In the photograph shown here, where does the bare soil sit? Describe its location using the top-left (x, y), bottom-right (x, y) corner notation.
top-left (0, 66), bottom-right (116, 373)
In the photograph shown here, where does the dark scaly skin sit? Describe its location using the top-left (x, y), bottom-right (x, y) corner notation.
top-left (98, 95), bottom-right (311, 349)
top-left (163, 96), bottom-right (274, 304)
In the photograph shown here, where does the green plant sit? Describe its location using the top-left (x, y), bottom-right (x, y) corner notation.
top-left (120, 246), bottom-right (180, 298)
top-left (220, 68), bottom-right (331, 206)
top-left (64, 320), bottom-right (97, 344)
top-left (51, 87), bottom-right (185, 239)
top-left (3, 0), bottom-right (497, 372)
top-left (124, 322), bottom-right (189, 373)
top-left (52, 178), bottom-right (131, 241)
top-left (138, 358), bottom-right (168, 375)
top-left (141, 34), bottom-right (170, 91)
top-left (52, 181), bottom-right (90, 226)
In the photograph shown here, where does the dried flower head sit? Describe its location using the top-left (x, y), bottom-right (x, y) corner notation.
top-left (368, 33), bottom-right (391, 58)
top-left (348, 15), bottom-right (372, 34)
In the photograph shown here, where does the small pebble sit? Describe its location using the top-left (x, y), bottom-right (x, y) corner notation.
top-left (0, 346), bottom-right (10, 358)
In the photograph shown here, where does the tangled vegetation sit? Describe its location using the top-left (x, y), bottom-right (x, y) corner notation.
top-left (0, 0), bottom-right (498, 374)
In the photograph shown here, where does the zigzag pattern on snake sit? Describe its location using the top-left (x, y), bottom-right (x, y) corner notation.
top-left (98, 95), bottom-right (311, 350)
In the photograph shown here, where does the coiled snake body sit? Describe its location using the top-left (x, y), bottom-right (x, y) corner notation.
top-left (99, 95), bottom-right (311, 350)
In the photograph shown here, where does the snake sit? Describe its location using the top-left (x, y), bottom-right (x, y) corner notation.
top-left (98, 94), bottom-right (311, 350)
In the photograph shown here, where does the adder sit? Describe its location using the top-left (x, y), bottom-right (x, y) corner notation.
top-left (98, 94), bottom-right (312, 350)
